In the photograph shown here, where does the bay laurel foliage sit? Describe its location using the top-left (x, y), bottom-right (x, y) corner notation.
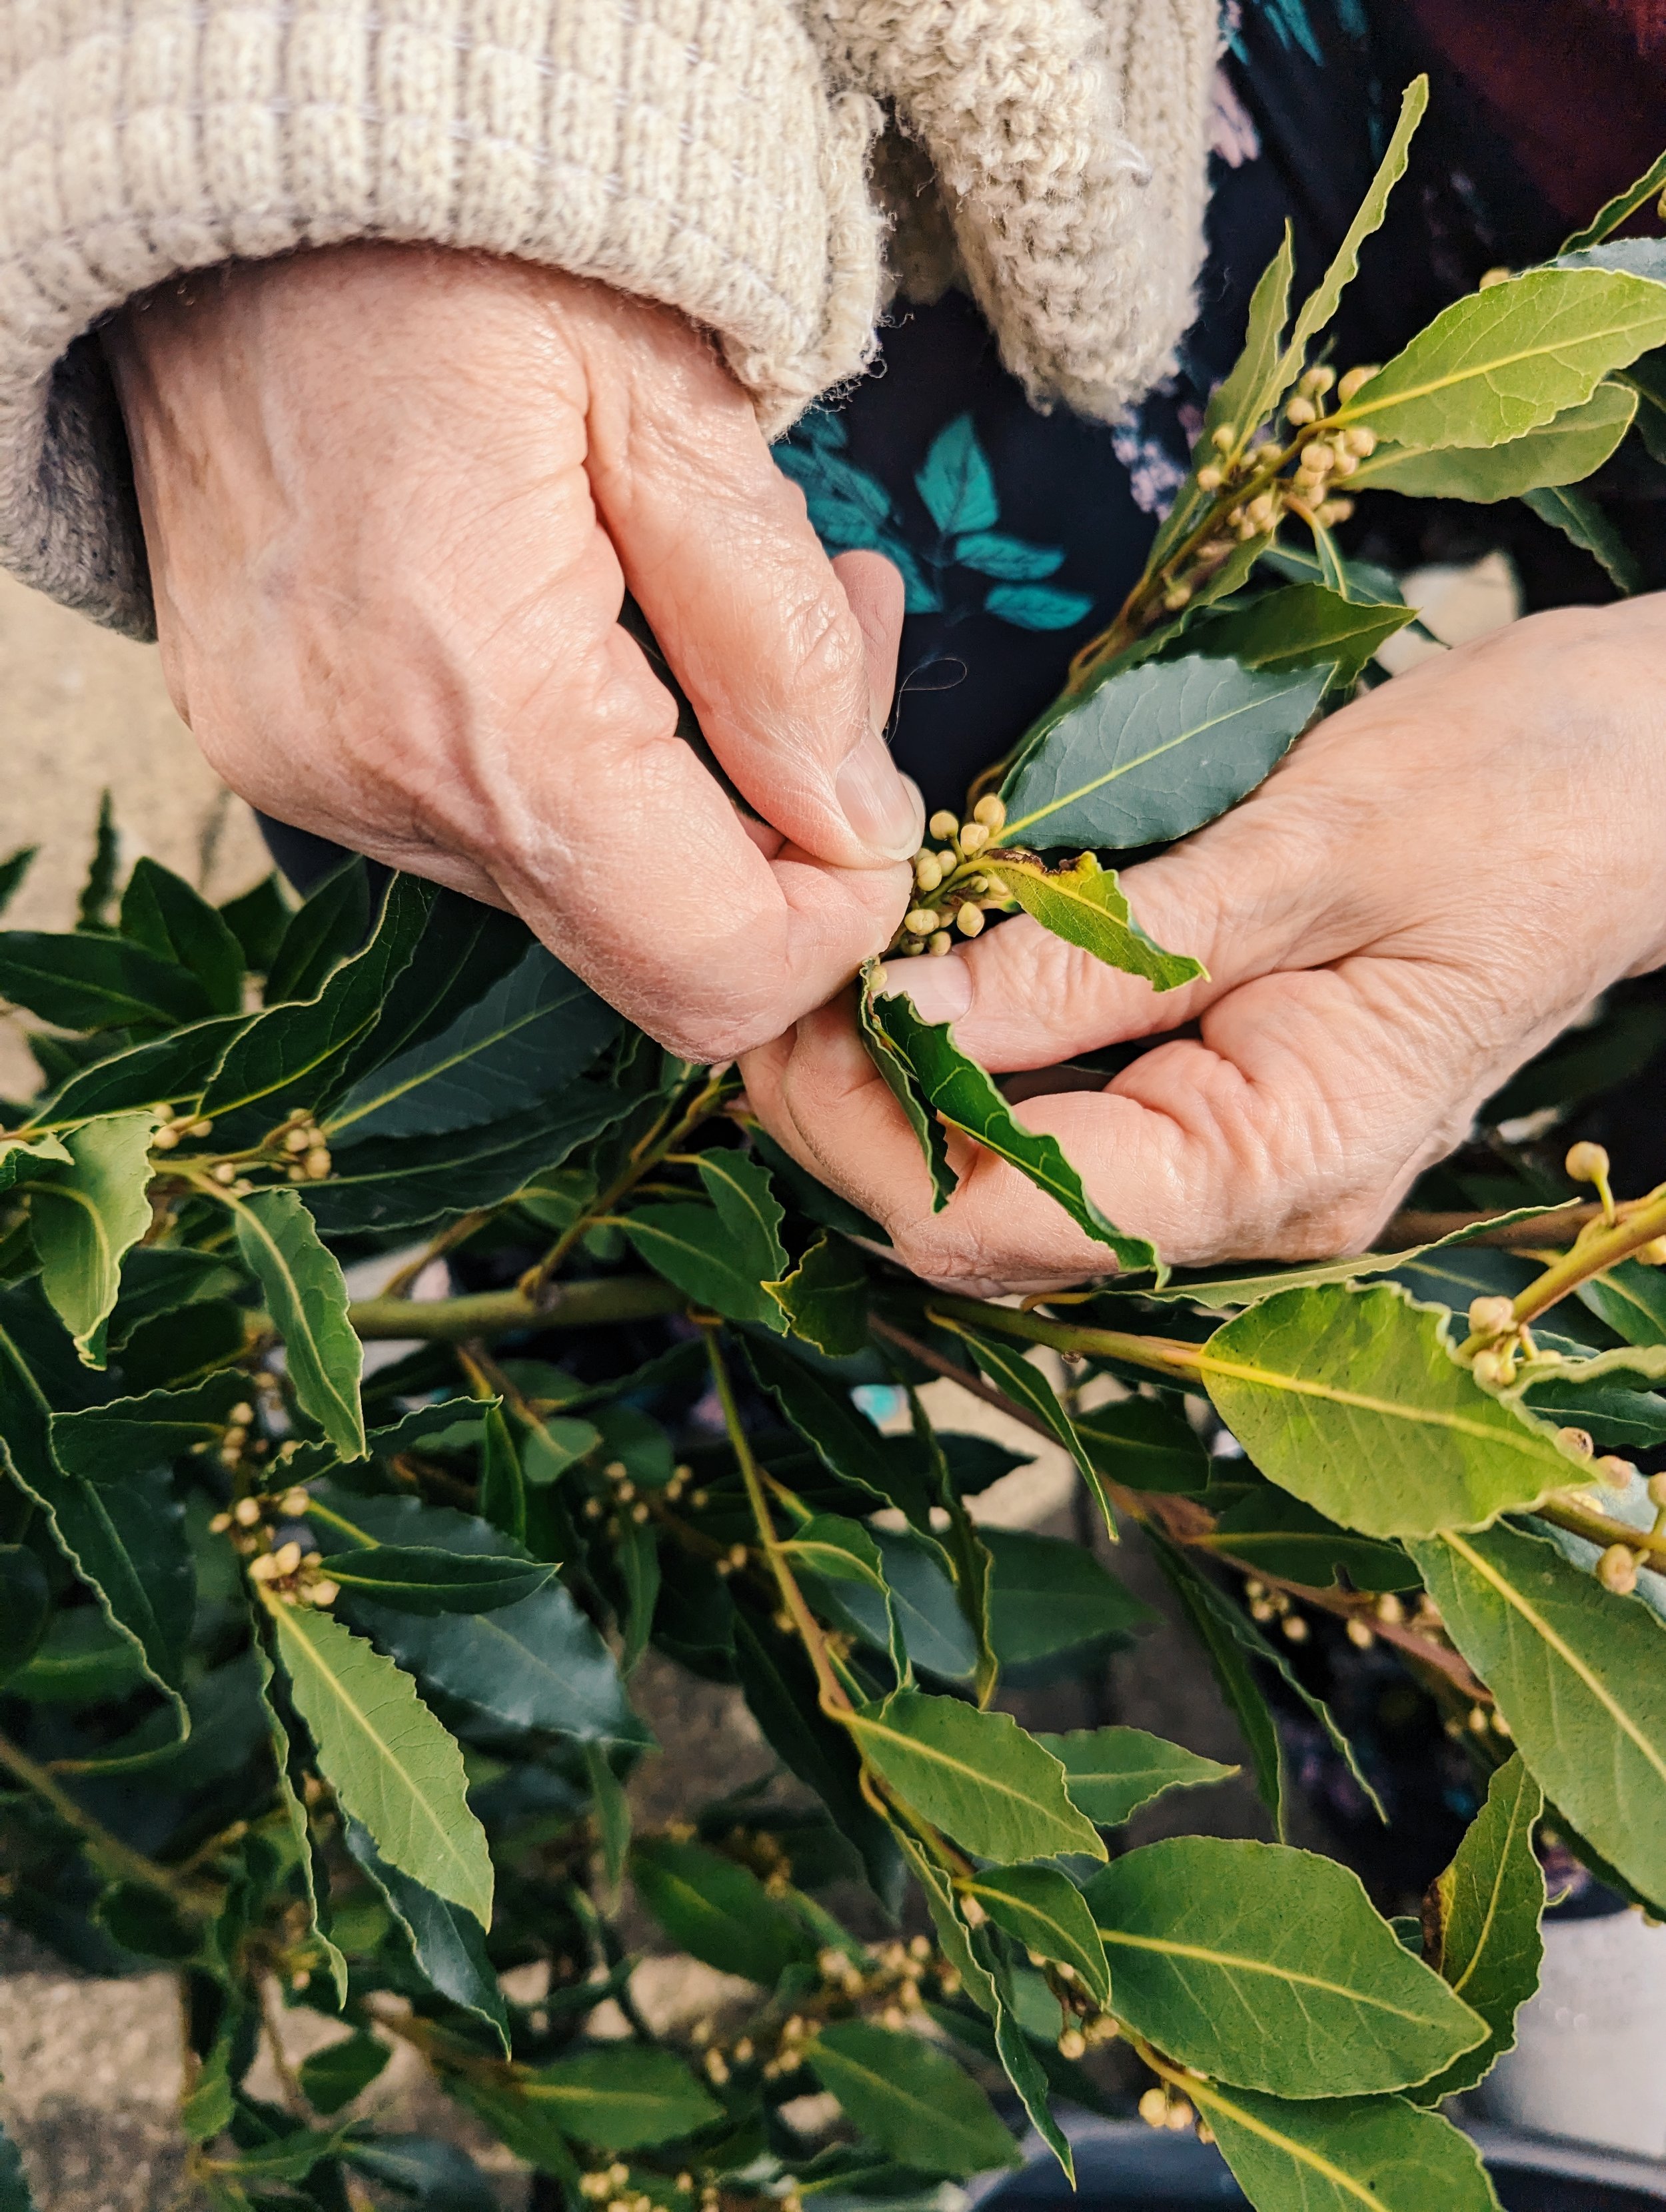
top-left (7, 88), bottom-right (1666, 2212)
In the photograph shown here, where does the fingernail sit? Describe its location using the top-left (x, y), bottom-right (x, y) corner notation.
top-left (884, 954), bottom-right (972, 1026)
top-left (836, 734), bottom-right (924, 861)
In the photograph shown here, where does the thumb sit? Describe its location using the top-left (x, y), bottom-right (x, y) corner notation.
top-left (583, 338), bottom-right (922, 869)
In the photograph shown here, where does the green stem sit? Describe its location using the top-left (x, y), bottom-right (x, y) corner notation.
top-left (700, 1327), bottom-right (849, 1716)
top-left (347, 1275), bottom-right (684, 1341)
top-left (0, 1725), bottom-right (221, 1910)
top-left (1537, 1494), bottom-right (1666, 1575)
top-left (1465, 1184), bottom-right (1666, 1347)
top-left (922, 1293), bottom-right (1205, 1380)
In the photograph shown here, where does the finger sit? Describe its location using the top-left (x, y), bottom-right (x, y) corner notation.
top-left (832, 550), bottom-right (907, 730)
top-left (576, 308), bottom-right (924, 868)
top-left (748, 956), bottom-right (1486, 1283)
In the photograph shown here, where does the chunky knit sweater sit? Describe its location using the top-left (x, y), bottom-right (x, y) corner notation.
top-left (0, 0), bottom-right (1218, 636)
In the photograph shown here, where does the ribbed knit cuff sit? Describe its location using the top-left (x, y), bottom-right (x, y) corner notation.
top-left (0, 0), bottom-right (885, 634)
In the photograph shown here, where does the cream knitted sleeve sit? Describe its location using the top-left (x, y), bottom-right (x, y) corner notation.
top-left (0, 0), bottom-right (889, 634)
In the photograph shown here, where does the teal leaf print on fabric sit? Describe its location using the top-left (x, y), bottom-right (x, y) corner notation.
top-left (952, 533), bottom-right (1066, 582)
top-left (916, 416), bottom-right (1002, 534)
top-left (774, 416), bottom-right (941, 614)
top-left (984, 583), bottom-right (1097, 629)
top-left (776, 410), bottom-right (1094, 636)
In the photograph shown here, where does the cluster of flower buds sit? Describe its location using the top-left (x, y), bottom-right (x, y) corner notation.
top-left (1243, 1577), bottom-right (1309, 1644)
top-left (894, 798), bottom-right (1016, 959)
top-left (1138, 2083), bottom-right (1201, 2135)
top-left (577, 2163), bottom-right (698, 2212)
top-left (275, 1107), bottom-right (333, 1183)
top-left (1444, 1699), bottom-right (1513, 1744)
top-left (151, 1105), bottom-right (214, 1153)
top-left (209, 1484), bottom-right (338, 1607)
top-left (1593, 1470), bottom-right (1666, 1596)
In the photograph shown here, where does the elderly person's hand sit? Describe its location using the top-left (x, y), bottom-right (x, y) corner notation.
top-left (104, 245), bottom-right (920, 1061)
top-left (743, 598), bottom-right (1666, 1291)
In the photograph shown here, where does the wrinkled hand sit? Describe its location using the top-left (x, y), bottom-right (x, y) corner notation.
top-left (744, 600), bottom-right (1666, 1289)
top-left (106, 245), bottom-right (919, 1059)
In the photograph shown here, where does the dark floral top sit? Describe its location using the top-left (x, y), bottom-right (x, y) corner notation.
top-left (773, 0), bottom-right (1616, 812)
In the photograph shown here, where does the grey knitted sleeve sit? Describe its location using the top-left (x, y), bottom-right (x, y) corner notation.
top-left (0, 0), bottom-right (888, 635)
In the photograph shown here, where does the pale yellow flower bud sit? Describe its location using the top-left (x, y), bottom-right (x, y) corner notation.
top-left (1470, 1347), bottom-right (1509, 1389)
top-left (153, 1125), bottom-right (179, 1151)
top-left (928, 810), bottom-right (960, 841)
top-left (1196, 464), bottom-right (1225, 491)
top-left (1163, 582), bottom-right (1192, 611)
top-left (1468, 1295), bottom-right (1517, 1339)
top-left (905, 909), bottom-right (940, 937)
top-left (1058, 2029), bottom-right (1087, 2060)
top-left (213, 1161), bottom-right (237, 1185)
top-left (279, 1487), bottom-right (311, 1518)
top-left (914, 853), bottom-right (943, 893)
top-left (1598, 1544), bottom-right (1639, 1595)
top-left (1343, 426), bottom-right (1377, 456)
top-left (1479, 266), bottom-right (1512, 288)
top-left (955, 905), bottom-right (986, 937)
top-left (305, 1147), bottom-right (331, 1179)
top-left (1284, 396), bottom-right (1317, 427)
top-left (1337, 366), bottom-right (1378, 402)
top-left (1599, 1456), bottom-right (1636, 1491)
top-left (1315, 498), bottom-right (1355, 526)
top-left (1299, 365), bottom-right (1336, 396)
top-left (1557, 1426), bottom-right (1595, 1460)
top-left (1565, 1140), bottom-right (1611, 1185)
top-left (310, 1580), bottom-right (339, 1607)
top-left (928, 932), bottom-right (953, 956)
top-left (1139, 2089), bottom-right (1168, 2127)
top-left (958, 820), bottom-right (990, 853)
top-left (973, 794), bottom-right (1006, 829)
top-left (234, 1496), bottom-right (263, 1528)
top-left (272, 1541), bottom-right (303, 1577)
top-left (1210, 423), bottom-right (1237, 453)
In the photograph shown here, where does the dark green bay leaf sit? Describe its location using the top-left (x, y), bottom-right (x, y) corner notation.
top-left (1032, 1724), bottom-right (1236, 1827)
top-left (474, 1404), bottom-right (526, 1546)
top-left (730, 1611), bottom-right (904, 1913)
top-left (630, 1835), bottom-right (813, 1985)
top-left (309, 1087), bottom-right (629, 1235)
top-left (1177, 584), bottom-right (1414, 687)
top-left (115, 1297), bottom-right (246, 1393)
top-left (784, 1512), bottom-right (909, 1678)
top-left (696, 1150), bottom-right (788, 1281)
top-left (1560, 145), bottom-right (1666, 253)
top-left (857, 965), bottom-right (954, 1210)
top-left (618, 1201), bottom-right (778, 1329)
top-left (0, 1318), bottom-right (190, 1698)
top-left (962, 1863), bottom-right (1110, 2005)
top-left (846, 1689), bottom-right (1105, 1864)
top-left (256, 1639), bottom-right (351, 2003)
top-left (1273, 74), bottom-right (1428, 396)
top-left (1524, 483), bottom-right (1641, 592)
top-left (999, 655), bottom-right (1330, 854)
top-left (743, 1335), bottom-right (930, 1524)
top-left (0, 1131), bottom-right (71, 1195)
top-left (33, 1011), bottom-right (254, 1123)
top-left (980, 855), bottom-right (1204, 990)
top-left (1359, 380), bottom-right (1636, 501)
top-left (295, 2029), bottom-right (391, 2116)
top-left (231, 1189), bottom-right (365, 1459)
top-left (938, 1320), bottom-right (1112, 1521)
top-left (52, 1371), bottom-right (250, 1479)
top-left (0, 1545), bottom-right (50, 1686)
top-left (763, 1231), bottom-right (870, 1356)
top-left (864, 979), bottom-right (1156, 1271)
top-left (1341, 267), bottom-right (1666, 452)
top-left (1075, 1393), bottom-right (1210, 1492)
top-left (217, 872), bottom-right (290, 974)
top-left (263, 859), bottom-right (372, 1005)
top-left (1577, 1256), bottom-right (1666, 1345)
top-left (810, 2021), bottom-right (1019, 2179)
top-left (265, 1595), bottom-right (493, 1927)
top-left (0, 931), bottom-right (211, 1031)
top-left (11, 1604), bottom-right (148, 1703)
top-left (1195, 2079), bottom-right (1499, 2212)
top-left (316, 1546), bottom-right (553, 1615)
top-left (328, 941), bottom-right (616, 1141)
top-left (982, 1527), bottom-right (1156, 1664)
top-left (342, 1817), bottom-right (508, 2049)
top-left (1520, 1373), bottom-right (1666, 1448)
top-left (107, 1246), bottom-right (243, 1348)
top-left (198, 873), bottom-right (433, 1123)
top-left (342, 2135), bottom-right (496, 2211)
top-left (312, 1484), bottom-right (646, 1746)
top-left (1146, 1524), bottom-right (1384, 1826)
top-left (0, 842), bottom-right (37, 919)
top-left (1199, 1486), bottom-right (1419, 1591)
top-left (1409, 1754), bottom-right (1543, 2103)
top-left (30, 1110), bottom-right (160, 1364)
top-left (1085, 1836), bottom-right (1485, 2097)
top-left (1410, 1522), bottom-right (1666, 1908)
top-left (1202, 1282), bottom-right (1585, 1538)
top-left (329, 891), bottom-right (533, 1099)
top-left (119, 857), bottom-right (245, 1016)
top-left (514, 2046), bottom-right (721, 2153)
